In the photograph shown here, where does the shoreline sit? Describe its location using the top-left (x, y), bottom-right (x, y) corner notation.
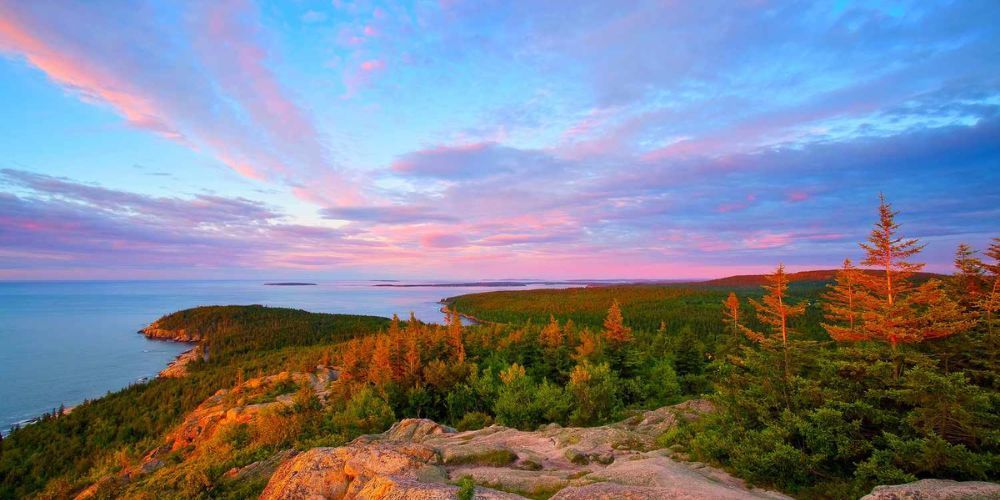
top-left (2, 326), bottom-right (197, 436)
top-left (155, 342), bottom-right (201, 378)
top-left (438, 302), bottom-right (498, 326)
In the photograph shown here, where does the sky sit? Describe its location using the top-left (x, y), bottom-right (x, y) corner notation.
top-left (0, 0), bottom-right (998, 280)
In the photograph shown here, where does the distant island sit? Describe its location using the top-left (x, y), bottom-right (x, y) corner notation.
top-left (264, 282), bottom-right (317, 286)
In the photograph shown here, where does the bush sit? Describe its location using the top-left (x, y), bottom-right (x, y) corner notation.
top-left (333, 386), bottom-right (395, 438)
top-left (456, 476), bottom-right (476, 500)
top-left (567, 362), bottom-right (620, 426)
top-left (641, 358), bottom-right (682, 407)
top-left (494, 364), bottom-right (538, 430)
top-left (456, 412), bottom-right (494, 431)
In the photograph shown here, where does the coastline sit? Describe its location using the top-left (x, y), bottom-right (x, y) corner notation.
top-left (2, 324), bottom-right (197, 436)
top-left (154, 342), bottom-right (201, 378)
top-left (138, 321), bottom-right (202, 378)
top-left (439, 302), bottom-right (497, 326)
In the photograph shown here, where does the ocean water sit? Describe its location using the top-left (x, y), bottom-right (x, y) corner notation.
top-left (0, 279), bottom-right (567, 433)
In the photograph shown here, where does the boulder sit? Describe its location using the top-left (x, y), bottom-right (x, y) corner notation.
top-left (381, 418), bottom-right (456, 443)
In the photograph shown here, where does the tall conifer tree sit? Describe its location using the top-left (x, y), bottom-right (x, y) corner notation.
top-left (822, 259), bottom-right (867, 341)
top-left (740, 264), bottom-right (806, 380)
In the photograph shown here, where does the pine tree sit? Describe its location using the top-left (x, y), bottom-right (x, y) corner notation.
top-left (860, 193), bottom-right (925, 308)
top-left (852, 195), bottom-right (970, 351)
top-left (370, 335), bottom-right (393, 386)
top-left (573, 329), bottom-right (599, 362)
top-left (447, 309), bottom-right (466, 364)
top-left (387, 314), bottom-right (406, 380)
top-left (539, 315), bottom-right (563, 350)
top-left (740, 263), bottom-right (806, 380)
top-left (405, 332), bottom-right (422, 383)
top-left (602, 300), bottom-right (633, 344)
top-left (406, 312), bottom-right (420, 336)
top-left (340, 340), bottom-right (364, 382)
top-left (822, 259), bottom-right (867, 341)
top-left (389, 313), bottom-right (402, 337)
top-left (981, 238), bottom-right (1000, 340)
top-left (723, 292), bottom-right (740, 334)
top-left (952, 243), bottom-right (987, 312)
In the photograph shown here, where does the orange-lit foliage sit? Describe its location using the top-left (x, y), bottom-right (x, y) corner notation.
top-left (722, 292), bottom-right (740, 334)
top-left (740, 264), bottom-right (805, 347)
top-left (822, 259), bottom-right (867, 341)
top-left (447, 309), bottom-right (466, 364)
top-left (539, 315), bottom-right (563, 349)
top-left (574, 329), bottom-right (600, 362)
top-left (850, 195), bottom-right (970, 348)
top-left (602, 300), bottom-right (633, 344)
top-left (860, 194), bottom-right (926, 308)
top-left (369, 335), bottom-right (393, 386)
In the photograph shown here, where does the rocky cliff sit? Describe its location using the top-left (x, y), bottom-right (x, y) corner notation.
top-left (139, 319), bottom-right (203, 342)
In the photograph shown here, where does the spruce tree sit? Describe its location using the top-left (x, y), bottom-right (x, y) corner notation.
top-left (539, 315), bottom-right (563, 350)
top-left (822, 258), bottom-right (867, 341)
top-left (602, 300), bottom-right (633, 344)
top-left (723, 292), bottom-right (741, 334)
top-left (853, 195), bottom-right (970, 351)
top-left (370, 335), bottom-right (393, 386)
top-left (447, 309), bottom-right (466, 364)
top-left (740, 263), bottom-right (806, 381)
top-left (951, 243), bottom-right (987, 312)
top-left (983, 238), bottom-right (1000, 340)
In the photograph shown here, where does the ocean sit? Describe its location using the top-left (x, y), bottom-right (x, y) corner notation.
top-left (0, 279), bottom-right (570, 433)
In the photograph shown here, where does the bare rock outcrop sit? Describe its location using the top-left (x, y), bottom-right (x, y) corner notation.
top-left (139, 319), bottom-right (203, 342)
top-left (74, 369), bottom-right (339, 499)
top-left (861, 479), bottom-right (1000, 499)
top-left (157, 345), bottom-right (203, 378)
top-left (260, 443), bottom-right (520, 500)
top-left (261, 399), bottom-right (790, 499)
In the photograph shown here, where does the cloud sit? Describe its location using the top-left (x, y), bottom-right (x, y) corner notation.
top-left (2, 0), bottom-right (999, 278)
top-left (0, 169), bottom-right (378, 277)
top-left (392, 142), bottom-right (567, 180)
top-left (0, 1), bottom-right (354, 201)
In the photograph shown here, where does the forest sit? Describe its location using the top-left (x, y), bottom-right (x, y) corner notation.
top-left (0, 196), bottom-right (997, 499)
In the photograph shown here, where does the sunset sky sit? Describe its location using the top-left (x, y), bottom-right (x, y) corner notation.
top-left (1, 0), bottom-right (998, 280)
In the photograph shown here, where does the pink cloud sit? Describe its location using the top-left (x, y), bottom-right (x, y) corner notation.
top-left (421, 233), bottom-right (466, 248)
top-left (0, 1), bottom-right (356, 204)
top-left (0, 15), bottom-right (180, 140)
top-left (743, 232), bottom-right (792, 249)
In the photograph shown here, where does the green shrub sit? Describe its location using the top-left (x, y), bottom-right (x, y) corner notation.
top-left (456, 411), bottom-right (494, 431)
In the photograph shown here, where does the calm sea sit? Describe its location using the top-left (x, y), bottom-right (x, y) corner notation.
top-left (0, 279), bottom-right (568, 433)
